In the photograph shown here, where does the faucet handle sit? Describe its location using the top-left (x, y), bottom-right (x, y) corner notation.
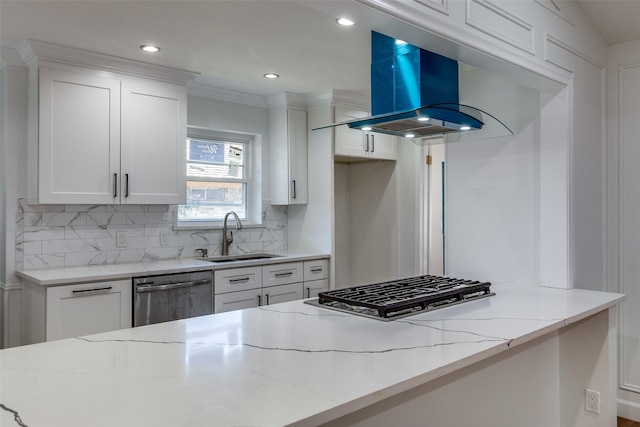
top-left (195, 248), bottom-right (208, 258)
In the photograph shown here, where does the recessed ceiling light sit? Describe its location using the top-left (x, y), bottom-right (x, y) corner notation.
top-left (140, 45), bottom-right (160, 53)
top-left (405, 133), bottom-right (416, 138)
top-left (336, 17), bottom-right (355, 26)
top-left (460, 126), bottom-right (471, 131)
top-left (263, 73), bottom-right (279, 79)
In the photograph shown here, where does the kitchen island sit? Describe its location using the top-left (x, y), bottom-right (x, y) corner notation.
top-left (0, 285), bottom-right (624, 427)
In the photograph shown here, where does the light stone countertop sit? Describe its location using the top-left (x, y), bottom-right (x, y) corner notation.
top-left (0, 284), bottom-right (625, 427)
top-left (15, 251), bottom-right (330, 286)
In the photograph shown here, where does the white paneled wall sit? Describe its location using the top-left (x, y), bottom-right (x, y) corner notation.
top-left (608, 40), bottom-right (640, 421)
top-left (15, 198), bottom-right (287, 270)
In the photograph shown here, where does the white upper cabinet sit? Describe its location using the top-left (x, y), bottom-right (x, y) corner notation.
top-left (19, 40), bottom-right (197, 205)
top-left (269, 93), bottom-right (308, 205)
top-left (38, 67), bottom-right (121, 204)
top-left (120, 78), bottom-right (187, 204)
top-left (334, 106), bottom-right (397, 161)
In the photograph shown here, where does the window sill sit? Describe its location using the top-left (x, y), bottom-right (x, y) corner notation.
top-left (173, 221), bottom-right (265, 231)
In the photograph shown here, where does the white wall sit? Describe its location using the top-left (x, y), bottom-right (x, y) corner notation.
top-left (0, 60), bottom-right (6, 347)
top-left (607, 39), bottom-right (640, 421)
top-left (395, 140), bottom-right (422, 278)
top-left (446, 65), bottom-right (544, 285)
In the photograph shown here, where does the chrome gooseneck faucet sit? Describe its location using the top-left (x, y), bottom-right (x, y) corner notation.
top-left (222, 211), bottom-right (243, 256)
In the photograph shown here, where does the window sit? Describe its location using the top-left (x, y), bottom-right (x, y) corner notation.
top-left (177, 130), bottom-right (251, 226)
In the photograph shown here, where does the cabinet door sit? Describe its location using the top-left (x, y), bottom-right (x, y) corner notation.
top-left (45, 280), bottom-right (132, 341)
top-left (120, 77), bottom-right (187, 204)
top-left (262, 282), bottom-right (303, 306)
top-left (215, 289), bottom-right (261, 313)
top-left (303, 279), bottom-right (329, 299)
top-left (334, 106), bottom-right (369, 158)
top-left (38, 67), bottom-right (121, 204)
top-left (368, 132), bottom-right (397, 160)
top-left (288, 109), bottom-right (308, 204)
top-left (270, 107), bottom-right (308, 205)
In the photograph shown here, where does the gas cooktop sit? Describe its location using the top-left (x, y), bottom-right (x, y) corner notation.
top-left (305, 275), bottom-right (494, 321)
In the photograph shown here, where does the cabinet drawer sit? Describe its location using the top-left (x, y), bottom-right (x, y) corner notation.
top-left (303, 279), bottom-right (329, 299)
top-left (215, 289), bottom-right (261, 313)
top-left (262, 262), bottom-right (303, 287)
top-left (303, 259), bottom-right (329, 281)
top-left (263, 283), bottom-right (303, 306)
top-left (214, 266), bottom-right (262, 294)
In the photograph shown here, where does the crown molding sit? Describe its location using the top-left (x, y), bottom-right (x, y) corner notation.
top-left (16, 39), bottom-right (199, 84)
top-left (187, 83), bottom-right (269, 108)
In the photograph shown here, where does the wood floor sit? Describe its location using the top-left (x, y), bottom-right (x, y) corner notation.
top-left (619, 417), bottom-right (640, 427)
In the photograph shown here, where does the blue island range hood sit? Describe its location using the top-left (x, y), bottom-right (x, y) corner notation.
top-left (341, 31), bottom-right (511, 141)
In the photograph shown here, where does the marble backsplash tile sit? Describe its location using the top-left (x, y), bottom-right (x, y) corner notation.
top-left (16, 199), bottom-right (288, 270)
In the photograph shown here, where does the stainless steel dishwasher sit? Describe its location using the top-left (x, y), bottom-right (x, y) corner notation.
top-left (133, 270), bottom-right (213, 327)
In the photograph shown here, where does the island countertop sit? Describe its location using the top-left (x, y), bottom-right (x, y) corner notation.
top-left (0, 285), bottom-right (625, 427)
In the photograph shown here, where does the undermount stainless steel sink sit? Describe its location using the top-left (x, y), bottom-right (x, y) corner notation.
top-left (203, 253), bottom-right (283, 263)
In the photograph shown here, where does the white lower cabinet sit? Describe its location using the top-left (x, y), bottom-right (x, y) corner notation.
top-left (262, 262), bottom-right (303, 287)
top-left (214, 266), bottom-right (262, 294)
top-left (262, 282), bottom-right (303, 306)
top-left (214, 258), bottom-right (329, 314)
top-left (22, 279), bottom-right (132, 344)
top-left (304, 279), bottom-right (330, 299)
top-left (303, 259), bottom-right (330, 298)
top-left (215, 288), bottom-right (261, 313)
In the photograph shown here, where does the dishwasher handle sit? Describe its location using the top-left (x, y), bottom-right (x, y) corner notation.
top-left (136, 278), bottom-right (211, 293)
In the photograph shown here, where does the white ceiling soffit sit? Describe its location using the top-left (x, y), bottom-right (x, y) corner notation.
top-left (577, 0), bottom-right (640, 45)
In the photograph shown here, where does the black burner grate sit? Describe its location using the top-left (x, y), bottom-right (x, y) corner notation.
top-left (316, 275), bottom-right (493, 319)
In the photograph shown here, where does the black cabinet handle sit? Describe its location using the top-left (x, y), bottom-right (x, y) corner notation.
top-left (275, 272), bottom-right (294, 278)
top-left (229, 277), bottom-right (251, 283)
top-left (72, 286), bottom-right (113, 295)
top-left (125, 173), bottom-right (129, 198)
top-left (292, 180), bottom-right (297, 199)
top-left (113, 174), bottom-right (117, 198)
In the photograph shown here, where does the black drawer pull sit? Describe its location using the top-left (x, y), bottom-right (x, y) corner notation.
top-left (229, 277), bottom-right (251, 283)
top-left (275, 272), bottom-right (294, 278)
top-left (72, 286), bottom-right (113, 295)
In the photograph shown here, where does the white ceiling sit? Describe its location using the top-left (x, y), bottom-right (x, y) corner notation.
top-left (0, 1), bottom-right (376, 98)
top-left (1, 1), bottom-right (639, 100)
top-left (577, 0), bottom-right (640, 45)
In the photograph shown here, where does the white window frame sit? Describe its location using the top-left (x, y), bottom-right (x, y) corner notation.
top-left (175, 126), bottom-right (262, 230)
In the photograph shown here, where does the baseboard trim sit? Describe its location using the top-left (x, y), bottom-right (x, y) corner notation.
top-left (618, 398), bottom-right (640, 422)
